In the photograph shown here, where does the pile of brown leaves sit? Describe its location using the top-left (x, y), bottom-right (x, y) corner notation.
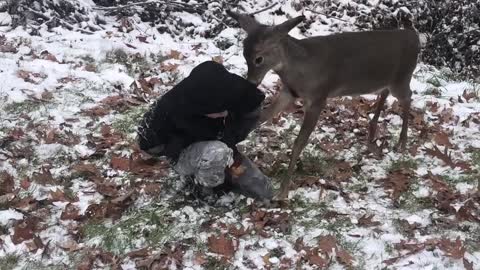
top-left (295, 235), bottom-right (354, 269)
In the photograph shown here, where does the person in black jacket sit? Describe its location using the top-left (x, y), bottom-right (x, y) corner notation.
top-left (137, 61), bottom-right (272, 200)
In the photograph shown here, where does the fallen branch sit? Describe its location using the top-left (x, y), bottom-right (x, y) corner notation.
top-left (21, 5), bottom-right (50, 21)
top-left (250, 2), bottom-right (278, 16)
top-left (306, 8), bottom-right (350, 23)
top-left (93, 0), bottom-right (203, 11)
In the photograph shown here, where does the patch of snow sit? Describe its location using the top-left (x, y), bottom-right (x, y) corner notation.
top-left (0, 209), bottom-right (24, 226)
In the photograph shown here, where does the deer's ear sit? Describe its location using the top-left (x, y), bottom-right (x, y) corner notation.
top-left (227, 10), bottom-right (259, 33)
top-left (274, 16), bottom-right (305, 35)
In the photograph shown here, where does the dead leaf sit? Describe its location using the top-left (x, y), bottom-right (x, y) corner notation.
top-left (50, 189), bottom-right (67, 202)
top-left (32, 168), bottom-right (56, 185)
top-left (96, 182), bottom-right (119, 197)
top-left (9, 127), bottom-right (25, 140)
top-left (463, 258), bottom-right (474, 270)
top-left (296, 176), bottom-right (320, 187)
top-left (294, 237), bottom-right (305, 251)
top-left (208, 234), bottom-right (236, 258)
top-left (212, 55), bottom-right (223, 64)
top-left (58, 76), bottom-right (79, 84)
top-left (40, 50), bottom-right (59, 62)
top-left (305, 249), bottom-right (329, 268)
top-left (194, 253), bottom-right (207, 265)
top-left (168, 50), bottom-right (184, 60)
top-left (384, 240), bottom-right (427, 265)
top-left (41, 91), bottom-right (54, 100)
top-left (424, 145), bottom-right (471, 170)
top-left (456, 200), bottom-right (480, 223)
top-left (317, 235), bottom-right (337, 255)
top-left (125, 43), bottom-right (137, 49)
top-left (84, 203), bottom-right (106, 219)
top-left (110, 190), bottom-right (135, 205)
top-left (126, 248), bottom-right (150, 258)
top-left (84, 63), bottom-right (97, 72)
top-left (81, 105), bottom-right (111, 117)
top-left (433, 131), bottom-right (453, 148)
top-left (11, 217), bottom-right (39, 244)
top-left (100, 95), bottom-right (126, 107)
top-left (437, 237), bottom-right (466, 259)
top-left (0, 172), bottom-right (15, 195)
top-left (0, 43), bottom-right (17, 53)
top-left (111, 155), bottom-right (130, 171)
top-left (26, 236), bottom-right (44, 252)
top-left (17, 70), bottom-right (47, 84)
top-left (426, 101), bottom-right (439, 113)
top-left (228, 224), bottom-right (251, 237)
top-left (76, 254), bottom-right (93, 270)
top-left (0, 193), bottom-right (16, 205)
top-left (45, 129), bottom-right (58, 144)
top-left (58, 239), bottom-right (82, 252)
top-left (160, 63), bottom-right (179, 72)
top-left (462, 89), bottom-right (477, 102)
top-left (119, 17), bottom-right (133, 32)
top-left (137, 78), bottom-right (154, 94)
top-left (136, 36), bottom-right (148, 43)
top-left (439, 107), bottom-right (458, 124)
top-left (148, 77), bottom-right (163, 86)
top-left (380, 169), bottom-right (412, 202)
top-left (358, 214), bottom-right (381, 227)
top-left (323, 161), bottom-right (353, 182)
top-left (143, 183), bottom-right (162, 196)
top-left (248, 209), bottom-right (291, 234)
top-left (336, 248), bottom-right (354, 268)
top-left (60, 203), bottom-right (82, 220)
top-left (262, 254), bottom-right (271, 267)
top-left (85, 191), bottom-right (135, 220)
top-left (12, 196), bottom-right (37, 212)
top-left (72, 163), bottom-right (102, 180)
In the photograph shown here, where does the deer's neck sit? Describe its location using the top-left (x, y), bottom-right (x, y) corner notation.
top-left (274, 36), bottom-right (307, 75)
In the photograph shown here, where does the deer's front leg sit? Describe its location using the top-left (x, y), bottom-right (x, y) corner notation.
top-left (259, 87), bottom-right (295, 124)
top-left (276, 99), bottom-right (325, 200)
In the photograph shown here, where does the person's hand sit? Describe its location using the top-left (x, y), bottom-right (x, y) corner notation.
top-left (206, 110), bottom-right (228, 118)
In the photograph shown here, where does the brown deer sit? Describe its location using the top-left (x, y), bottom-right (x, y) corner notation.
top-left (227, 10), bottom-right (420, 200)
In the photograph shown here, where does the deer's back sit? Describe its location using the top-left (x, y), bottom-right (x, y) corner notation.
top-left (298, 29), bottom-right (420, 97)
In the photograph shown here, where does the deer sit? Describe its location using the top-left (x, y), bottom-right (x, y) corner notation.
top-left (227, 10), bottom-right (421, 200)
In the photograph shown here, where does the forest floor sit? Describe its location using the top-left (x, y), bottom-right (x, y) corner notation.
top-left (0, 1), bottom-right (479, 269)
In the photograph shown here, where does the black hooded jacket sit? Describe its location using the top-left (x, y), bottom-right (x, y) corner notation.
top-left (137, 61), bottom-right (265, 160)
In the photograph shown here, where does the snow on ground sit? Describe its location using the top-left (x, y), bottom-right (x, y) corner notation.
top-left (0, 1), bottom-right (479, 269)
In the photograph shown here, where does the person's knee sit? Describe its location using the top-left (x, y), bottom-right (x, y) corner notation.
top-left (175, 140), bottom-right (233, 187)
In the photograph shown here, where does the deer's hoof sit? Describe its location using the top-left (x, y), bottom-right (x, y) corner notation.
top-left (393, 142), bottom-right (407, 153)
top-left (367, 142), bottom-right (383, 158)
top-left (273, 189), bottom-right (289, 201)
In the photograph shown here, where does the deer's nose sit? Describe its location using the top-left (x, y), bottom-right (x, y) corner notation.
top-left (247, 76), bottom-right (261, 86)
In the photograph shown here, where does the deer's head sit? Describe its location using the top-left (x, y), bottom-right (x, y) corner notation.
top-left (227, 10), bottom-right (304, 85)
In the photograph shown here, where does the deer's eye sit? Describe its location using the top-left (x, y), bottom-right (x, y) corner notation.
top-left (254, 56), bottom-right (264, 65)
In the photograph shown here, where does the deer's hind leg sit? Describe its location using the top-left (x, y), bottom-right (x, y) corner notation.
top-left (368, 89), bottom-right (389, 144)
top-left (390, 84), bottom-right (412, 152)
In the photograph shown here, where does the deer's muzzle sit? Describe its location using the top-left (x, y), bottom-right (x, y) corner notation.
top-left (247, 75), bottom-right (261, 86)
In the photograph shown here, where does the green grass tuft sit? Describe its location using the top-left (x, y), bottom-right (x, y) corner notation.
top-left (112, 105), bottom-right (149, 136)
top-left (0, 254), bottom-right (19, 269)
top-left (104, 49), bottom-right (151, 76)
top-left (389, 157), bottom-right (418, 171)
top-left (82, 208), bottom-right (172, 254)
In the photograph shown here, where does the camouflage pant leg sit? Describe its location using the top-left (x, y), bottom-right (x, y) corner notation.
top-left (174, 141), bottom-right (233, 188)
